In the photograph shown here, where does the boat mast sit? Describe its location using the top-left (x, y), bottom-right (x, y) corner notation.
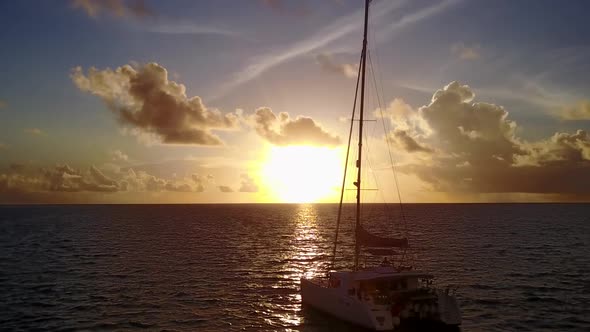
top-left (354, 0), bottom-right (370, 271)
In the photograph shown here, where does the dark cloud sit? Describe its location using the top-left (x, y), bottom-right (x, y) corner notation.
top-left (72, 63), bottom-right (239, 145)
top-left (218, 185), bottom-right (233, 193)
top-left (560, 100), bottom-right (590, 120)
top-left (252, 107), bottom-right (340, 146)
top-left (390, 129), bottom-right (433, 153)
top-left (8, 163), bottom-right (25, 172)
top-left (0, 159), bottom-right (259, 203)
top-left (71, 0), bottom-right (152, 19)
top-left (451, 42), bottom-right (481, 60)
top-left (315, 53), bottom-right (357, 78)
top-left (165, 182), bottom-right (193, 192)
top-left (239, 174), bottom-right (258, 192)
top-left (385, 82), bottom-right (590, 196)
top-left (89, 166), bottom-right (119, 191)
top-left (41, 164), bottom-right (119, 192)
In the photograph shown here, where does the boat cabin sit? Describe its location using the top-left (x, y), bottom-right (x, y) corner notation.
top-left (327, 269), bottom-right (436, 305)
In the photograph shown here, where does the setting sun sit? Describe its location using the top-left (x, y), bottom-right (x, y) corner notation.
top-left (261, 145), bottom-right (344, 203)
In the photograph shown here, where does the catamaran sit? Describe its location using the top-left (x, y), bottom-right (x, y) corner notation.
top-left (300, 1), bottom-right (462, 330)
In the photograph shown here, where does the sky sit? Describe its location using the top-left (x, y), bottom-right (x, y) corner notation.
top-left (0, 0), bottom-right (589, 204)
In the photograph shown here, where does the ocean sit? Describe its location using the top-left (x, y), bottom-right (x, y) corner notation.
top-left (0, 204), bottom-right (588, 331)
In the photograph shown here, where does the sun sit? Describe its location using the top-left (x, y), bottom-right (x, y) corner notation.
top-left (261, 145), bottom-right (344, 203)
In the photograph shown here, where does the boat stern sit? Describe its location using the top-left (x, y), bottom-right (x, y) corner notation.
top-left (436, 289), bottom-right (462, 326)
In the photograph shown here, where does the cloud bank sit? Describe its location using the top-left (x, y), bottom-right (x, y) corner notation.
top-left (220, 0), bottom-right (409, 96)
top-left (72, 63), bottom-right (239, 145)
top-left (0, 164), bottom-right (210, 199)
top-left (382, 82), bottom-right (590, 196)
top-left (560, 100), bottom-right (590, 120)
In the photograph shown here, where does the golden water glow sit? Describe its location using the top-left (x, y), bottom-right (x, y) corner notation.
top-left (261, 146), bottom-right (344, 203)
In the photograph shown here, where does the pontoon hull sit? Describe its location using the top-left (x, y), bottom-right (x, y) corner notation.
top-left (301, 277), bottom-right (461, 330)
top-left (301, 278), bottom-right (395, 330)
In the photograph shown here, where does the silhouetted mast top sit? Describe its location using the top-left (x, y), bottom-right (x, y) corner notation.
top-left (353, 0), bottom-right (408, 271)
top-left (354, 0), bottom-right (370, 271)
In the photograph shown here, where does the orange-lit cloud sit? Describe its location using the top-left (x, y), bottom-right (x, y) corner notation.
top-left (315, 53), bottom-right (358, 78)
top-left (0, 162), bottom-right (218, 202)
top-left (251, 107), bottom-right (340, 146)
top-left (110, 149), bottom-right (129, 162)
top-left (239, 174), bottom-right (258, 192)
top-left (382, 82), bottom-right (590, 196)
top-left (218, 185), bottom-right (233, 192)
top-left (191, 174), bottom-right (206, 192)
top-left (24, 128), bottom-right (44, 136)
top-left (71, 63), bottom-right (240, 145)
top-left (559, 100), bottom-right (590, 120)
top-left (389, 129), bottom-right (433, 153)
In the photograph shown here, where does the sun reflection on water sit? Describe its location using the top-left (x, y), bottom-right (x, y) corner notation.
top-left (271, 204), bottom-right (331, 328)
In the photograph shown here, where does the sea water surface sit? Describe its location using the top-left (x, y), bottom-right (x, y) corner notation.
top-left (0, 203), bottom-right (588, 331)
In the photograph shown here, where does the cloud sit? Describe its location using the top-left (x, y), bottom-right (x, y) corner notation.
top-left (378, 98), bottom-right (431, 136)
top-left (219, 0), bottom-right (409, 97)
top-left (191, 174), bottom-right (206, 192)
top-left (0, 163), bottom-right (214, 197)
top-left (239, 174), bottom-right (258, 192)
top-left (120, 168), bottom-right (199, 192)
top-left (0, 160), bottom-right (257, 203)
top-left (24, 128), bottom-right (44, 136)
top-left (390, 129), bottom-right (433, 153)
top-left (451, 42), bottom-right (481, 60)
top-left (251, 107), bottom-right (340, 146)
top-left (381, 82), bottom-right (590, 196)
top-left (72, 62), bottom-right (239, 145)
top-left (110, 149), bottom-right (129, 162)
top-left (41, 164), bottom-right (119, 192)
top-left (88, 165), bottom-right (119, 190)
top-left (218, 185), bottom-right (233, 192)
top-left (9, 163), bottom-right (26, 172)
top-left (71, 0), bottom-right (152, 19)
top-left (559, 100), bottom-right (590, 120)
top-left (315, 53), bottom-right (357, 78)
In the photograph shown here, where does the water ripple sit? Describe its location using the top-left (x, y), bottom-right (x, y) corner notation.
top-left (0, 203), bottom-right (588, 331)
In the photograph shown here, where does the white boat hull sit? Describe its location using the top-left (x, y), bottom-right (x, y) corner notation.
top-left (301, 278), bottom-right (395, 330)
top-left (301, 274), bottom-right (461, 330)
